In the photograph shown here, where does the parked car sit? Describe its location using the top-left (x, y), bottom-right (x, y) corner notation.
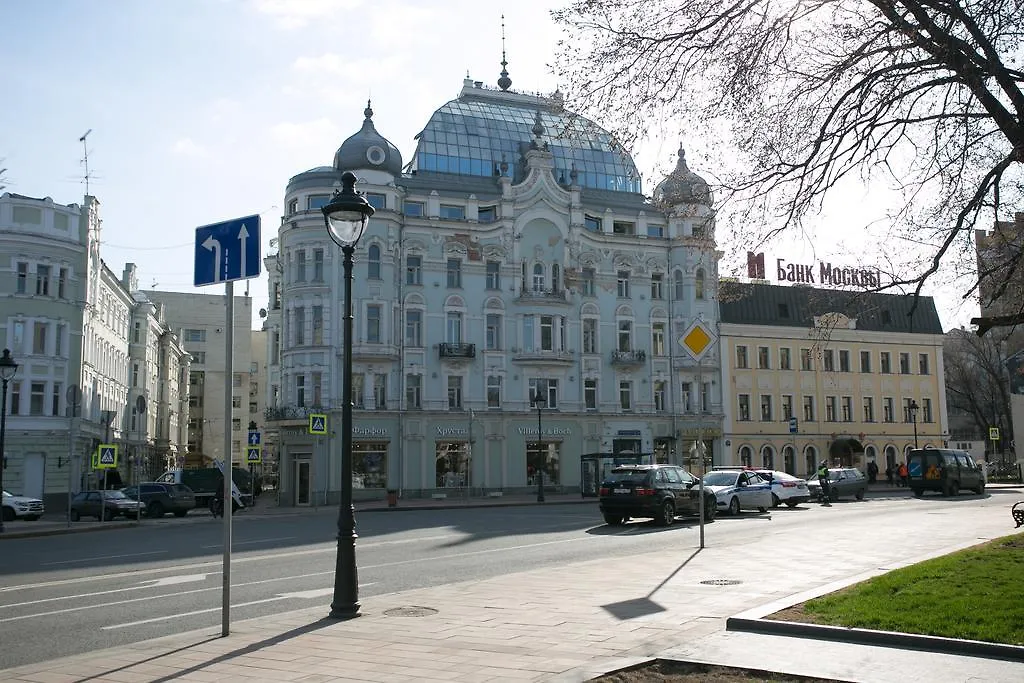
top-left (598, 464), bottom-right (718, 526)
top-left (69, 490), bottom-right (144, 521)
top-left (701, 470), bottom-right (773, 515)
top-left (907, 448), bottom-right (985, 497)
top-left (754, 470), bottom-right (812, 508)
top-left (122, 483), bottom-right (196, 517)
top-left (806, 468), bottom-right (868, 501)
top-left (2, 490), bottom-right (44, 521)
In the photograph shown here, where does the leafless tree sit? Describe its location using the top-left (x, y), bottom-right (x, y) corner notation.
top-left (944, 328), bottom-right (1013, 442)
top-left (553, 1), bottom-right (1024, 327)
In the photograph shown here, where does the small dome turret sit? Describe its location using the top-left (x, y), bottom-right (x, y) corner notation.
top-left (654, 146), bottom-right (713, 206)
top-left (333, 100), bottom-right (403, 176)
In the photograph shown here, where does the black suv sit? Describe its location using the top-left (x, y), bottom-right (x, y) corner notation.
top-left (907, 448), bottom-right (985, 497)
top-left (599, 464), bottom-right (717, 526)
top-left (123, 483), bottom-right (196, 517)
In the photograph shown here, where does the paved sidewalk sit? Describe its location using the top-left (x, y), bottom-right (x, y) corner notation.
top-left (3, 496), bottom-right (1022, 682)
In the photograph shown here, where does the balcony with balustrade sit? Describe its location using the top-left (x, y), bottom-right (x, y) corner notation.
top-left (438, 342), bottom-right (476, 361)
top-left (610, 349), bottom-right (647, 366)
top-left (517, 287), bottom-right (570, 305)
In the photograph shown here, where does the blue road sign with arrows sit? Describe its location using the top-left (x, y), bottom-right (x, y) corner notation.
top-left (194, 215), bottom-right (261, 286)
top-left (789, 417), bottom-right (798, 434)
top-left (248, 431), bottom-right (261, 446)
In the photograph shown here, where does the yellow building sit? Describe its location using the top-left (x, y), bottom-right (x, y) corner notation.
top-left (720, 282), bottom-right (948, 478)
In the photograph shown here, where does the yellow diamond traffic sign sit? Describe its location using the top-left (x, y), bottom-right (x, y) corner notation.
top-left (679, 320), bottom-right (715, 360)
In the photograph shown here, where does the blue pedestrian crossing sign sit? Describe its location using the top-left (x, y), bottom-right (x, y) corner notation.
top-left (248, 430), bottom-right (261, 446)
top-left (246, 445), bottom-right (262, 464)
top-left (96, 444), bottom-right (118, 469)
top-left (308, 413), bottom-right (327, 435)
top-left (788, 417), bottom-right (798, 434)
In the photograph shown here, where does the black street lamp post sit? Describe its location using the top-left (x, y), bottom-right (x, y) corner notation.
top-left (532, 392), bottom-right (545, 503)
top-left (0, 349), bottom-right (21, 534)
top-left (908, 399), bottom-right (919, 449)
top-left (322, 171), bottom-right (374, 619)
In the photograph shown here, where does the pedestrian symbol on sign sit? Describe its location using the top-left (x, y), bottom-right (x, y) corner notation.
top-left (97, 444), bottom-right (118, 469)
top-left (308, 413), bottom-right (327, 435)
top-left (246, 446), bottom-right (262, 464)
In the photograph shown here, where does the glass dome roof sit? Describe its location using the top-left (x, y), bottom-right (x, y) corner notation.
top-left (412, 95), bottom-right (642, 194)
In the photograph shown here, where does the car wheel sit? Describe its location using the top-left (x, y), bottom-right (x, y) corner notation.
top-left (974, 484), bottom-right (985, 495)
top-left (771, 493), bottom-right (781, 508)
top-left (70, 509), bottom-right (80, 522)
top-left (657, 500), bottom-right (675, 526)
top-left (147, 502), bottom-right (165, 518)
top-left (1, 507), bottom-right (14, 522)
top-left (728, 497), bottom-right (741, 516)
top-left (785, 501), bottom-right (799, 508)
top-left (602, 514), bottom-right (624, 526)
top-left (173, 510), bottom-right (188, 518)
top-left (855, 489), bottom-right (865, 501)
top-left (703, 497), bottom-right (717, 522)
top-left (758, 506), bottom-right (767, 513)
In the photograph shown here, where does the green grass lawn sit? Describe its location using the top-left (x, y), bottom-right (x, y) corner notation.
top-left (796, 532), bottom-right (1024, 645)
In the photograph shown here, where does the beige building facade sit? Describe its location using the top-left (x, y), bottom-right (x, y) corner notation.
top-left (720, 283), bottom-right (948, 478)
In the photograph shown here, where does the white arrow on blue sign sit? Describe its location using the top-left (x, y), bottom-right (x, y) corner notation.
top-left (789, 417), bottom-right (798, 434)
top-left (248, 431), bottom-right (261, 446)
top-left (194, 215), bottom-right (261, 287)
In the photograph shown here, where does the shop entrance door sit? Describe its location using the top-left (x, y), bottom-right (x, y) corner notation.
top-left (294, 460), bottom-right (311, 506)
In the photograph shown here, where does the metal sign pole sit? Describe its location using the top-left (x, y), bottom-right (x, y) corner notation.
top-left (222, 281), bottom-right (234, 637)
top-left (697, 359), bottom-right (705, 549)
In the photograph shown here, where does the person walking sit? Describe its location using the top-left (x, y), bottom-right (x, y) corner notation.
top-left (898, 461), bottom-right (909, 488)
top-left (885, 463), bottom-right (894, 486)
top-left (867, 460), bottom-right (878, 484)
top-left (817, 461), bottom-right (832, 506)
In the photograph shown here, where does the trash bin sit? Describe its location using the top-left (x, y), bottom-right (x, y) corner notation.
top-left (386, 489), bottom-right (398, 508)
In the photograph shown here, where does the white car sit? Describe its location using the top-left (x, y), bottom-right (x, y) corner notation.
top-left (2, 490), bottom-right (45, 521)
top-left (755, 470), bottom-right (812, 508)
top-left (700, 470), bottom-right (773, 515)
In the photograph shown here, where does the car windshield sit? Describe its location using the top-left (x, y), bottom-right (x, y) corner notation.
top-left (102, 490), bottom-right (128, 499)
top-left (2, 490), bottom-right (12, 497)
top-left (702, 472), bottom-right (739, 486)
top-left (604, 471), bottom-right (649, 485)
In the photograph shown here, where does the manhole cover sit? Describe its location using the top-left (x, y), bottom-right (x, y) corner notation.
top-left (699, 579), bottom-right (742, 586)
top-left (383, 606), bottom-right (438, 617)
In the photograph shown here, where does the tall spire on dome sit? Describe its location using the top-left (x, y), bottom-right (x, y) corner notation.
top-left (364, 99), bottom-right (374, 122)
top-left (676, 143), bottom-right (687, 170)
top-left (498, 14), bottom-right (512, 91)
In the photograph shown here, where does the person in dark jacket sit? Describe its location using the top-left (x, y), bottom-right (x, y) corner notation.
top-left (817, 461), bottom-right (832, 506)
top-left (867, 460), bottom-right (878, 484)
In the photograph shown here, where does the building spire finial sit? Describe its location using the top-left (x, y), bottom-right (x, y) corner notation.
top-left (498, 14), bottom-right (512, 91)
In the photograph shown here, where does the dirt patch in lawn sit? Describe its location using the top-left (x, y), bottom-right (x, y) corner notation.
top-left (591, 660), bottom-right (846, 682)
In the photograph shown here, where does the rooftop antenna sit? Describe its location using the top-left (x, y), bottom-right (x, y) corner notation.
top-left (498, 14), bottom-right (512, 91)
top-left (79, 129), bottom-right (93, 195)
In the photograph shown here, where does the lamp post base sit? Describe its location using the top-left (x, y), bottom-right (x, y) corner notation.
top-left (328, 603), bottom-right (362, 620)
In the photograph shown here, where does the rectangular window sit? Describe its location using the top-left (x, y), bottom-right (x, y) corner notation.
top-left (839, 350), bottom-right (850, 372)
top-left (231, 395), bottom-right (242, 409)
top-left (33, 322), bottom-right (47, 354)
top-left (650, 273), bottom-right (664, 299)
top-left (184, 328), bottom-right (206, 343)
top-left (232, 418), bottom-right (241, 432)
top-left (680, 382), bottom-right (692, 413)
top-left (133, 321), bottom-right (141, 344)
top-left (440, 204), bottom-right (465, 220)
top-left (651, 322), bottom-right (666, 356)
top-left (654, 380), bottom-right (667, 412)
top-left (647, 224), bottom-right (665, 238)
top-left (581, 268), bottom-right (596, 297)
top-left (619, 381), bottom-right (633, 411)
top-left (584, 214), bottom-right (601, 232)
top-left (132, 363), bottom-right (140, 387)
top-left (485, 314), bottom-right (502, 350)
top-left (528, 378), bottom-right (559, 408)
top-left (312, 371), bottom-right (323, 405)
top-left (825, 396), bottom-right (837, 421)
top-left (880, 352), bottom-right (892, 374)
top-left (288, 198), bottom-right (298, 214)
top-left (313, 249), bottom-right (324, 282)
top-left (616, 270), bottom-right (630, 298)
top-left (366, 305), bottom-right (382, 343)
top-left (307, 194), bottom-right (330, 210)
top-left (758, 346), bottom-right (770, 369)
top-left (883, 397), bottom-right (895, 422)
top-left (918, 353), bottom-right (930, 375)
top-left (312, 305), bottom-right (323, 345)
top-left (52, 382), bottom-right (61, 416)
top-left (294, 307), bottom-right (305, 346)
top-left (613, 220), bottom-right (635, 235)
top-left (779, 347), bottom-right (791, 370)
top-left (446, 312), bottom-right (462, 344)
top-left (447, 375), bottom-right (463, 409)
top-left (903, 397), bottom-right (915, 422)
top-left (352, 375), bottom-right (364, 409)
top-left (823, 349), bottom-right (835, 372)
top-left (922, 397), bottom-right (933, 422)
top-left (365, 193), bottom-right (385, 210)
top-left (403, 201), bottom-right (424, 217)
top-left (582, 318), bottom-right (597, 354)
top-left (58, 267), bottom-right (67, 298)
top-left (487, 375), bottom-right (502, 408)
top-left (486, 261), bottom-right (501, 289)
top-left (446, 258), bottom-right (462, 288)
top-left (295, 249), bottom-right (306, 282)
top-left (296, 375), bottom-right (305, 407)
top-left (523, 316), bottom-right (534, 352)
top-left (800, 348), bottom-right (813, 371)
top-left (406, 256), bottom-right (422, 285)
top-left (616, 319), bottom-right (632, 352)
top-left (30, 381), bottom-right (46, 415)
top-left (584, 379), bottom-right (598, 410)
top-left (738, 394), bottom-right (751, 421)
top-left (540, 315), bottom-right (555, 351)
top-left (55, 323), bottom-right (65, 356)
top-left (803, 395), bottom-right (815, 421)
top-left (841, 396), bottom-right (853, 422)
top-left (863, 397), bottom-right (874, 422)
top-left (860, 351), bottom-right (871, 373)
top-left (899, 352), bottom-right (911, 374)
top-left (36, 264), bottom-right (50, 295)
top-left (270, 333), bottom-right (279, 366)
top-left (406, 374), bottom-right (422, 409)
top-left (10, 381), bottom-right (20, 415)
top-left (760, 394), bottom-right (773, 421)
top-left (405, 310), bottom-right (423, 347)
top-left (374, 373), bottom-right (387, 409)
top-left (16, 262), bottom-right (27, 293)
top-left (736, 345), bottom-right (749, 369)
top-left (478, 206), bottom-right (497, 223)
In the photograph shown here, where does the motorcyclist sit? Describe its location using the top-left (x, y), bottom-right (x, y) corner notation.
top-left (817, 461), bottom-right (833, 506)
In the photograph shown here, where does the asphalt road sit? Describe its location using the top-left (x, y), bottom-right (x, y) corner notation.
top-left (0, 490), bottom-right (1014, 669)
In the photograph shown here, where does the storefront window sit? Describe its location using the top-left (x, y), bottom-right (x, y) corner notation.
top-left (436, 441), bottom-right (469, 488)
top-left (352, 442), bottom-right (388, 489)
top-left (526, 441), bottom-right (561, 486)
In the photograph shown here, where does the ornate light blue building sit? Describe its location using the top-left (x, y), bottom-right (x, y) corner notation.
top-left (265, 71), bottom-right (723, 505)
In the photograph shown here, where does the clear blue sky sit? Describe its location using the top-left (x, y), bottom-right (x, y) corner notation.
top-left (0, 0), bottom-right (972, 329)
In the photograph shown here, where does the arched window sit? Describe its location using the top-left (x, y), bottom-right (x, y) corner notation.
top-left (761, 445), bottom-right (775, 470)
top-left (367, 244), bottom-right (381, 280)
top-left (805, 445), bottom-right (818, 477)
top-left (551, 263), bottom-right (561, 292)
top-left (739, 445), bottom-right (753, 467)
top-left (695, 268), bottom-right (706, 300)
top-left (532, 263), bottom-right (545, 292)
top-left (674, 270), bottom-right (684, 300)
top-left (783, 445), bottom-right (796, 475)
top-left (885, 445), bottom-right (898, 470)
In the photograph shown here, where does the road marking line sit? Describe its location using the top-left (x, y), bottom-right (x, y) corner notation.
top-left (1, 574), bottom-right (209, 610)
top-left (41, 551), bottom-right (167, 566)
top-left (199, 536), bottom-right (297, 549)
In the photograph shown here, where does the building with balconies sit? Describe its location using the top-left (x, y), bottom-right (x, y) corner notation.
top-left (266, 66), bottom-right (724, 505)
